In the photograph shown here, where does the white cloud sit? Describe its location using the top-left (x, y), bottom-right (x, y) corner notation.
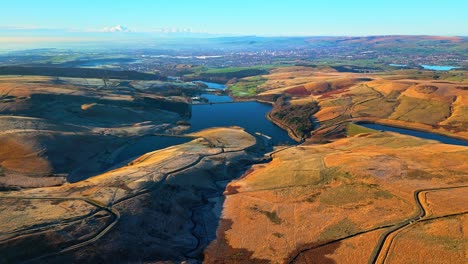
top-left (101, 25), bottom-right (132, 33)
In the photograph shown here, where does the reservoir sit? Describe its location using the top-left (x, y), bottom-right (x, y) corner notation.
top-left (359, 123), bottom-right (468, 147)
top-left (74, 58), bottom-right (137, 67)
top-left (116, 85), bottom-right (294, 164)
top-left (200, 93), bottom-right (233, 103)
top-left (189, 101), bottom-right (295, 145)
top-left (193, 81), bottom-right (227, 90)
top-left (421, 65), bottom-right (459, 71)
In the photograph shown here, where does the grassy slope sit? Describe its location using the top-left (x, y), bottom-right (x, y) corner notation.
top-left (346, 123), bottom-right (378, 136)
top-left (229, 76), bottom-right (266, 97)
top-left (206, 132), bottom-right (468, 263)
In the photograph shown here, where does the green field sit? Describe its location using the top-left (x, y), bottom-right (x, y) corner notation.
top-left (228, 76), bottom-right (266, 97)
top-left (346, 123), bottom-right (378, 136)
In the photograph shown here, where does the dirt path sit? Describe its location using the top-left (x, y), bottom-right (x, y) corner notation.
top-left (289, 185), bottom-right (468, 263)
top-left (0, 139), bottom-right (257, 262)
top-left (371, 185), bottom-right (468, 264)
top-left (0, 196), bottom-right (120, 263)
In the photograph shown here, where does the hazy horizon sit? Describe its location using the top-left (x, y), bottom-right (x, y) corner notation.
top-left (1, 0), bottom-right (467, 46)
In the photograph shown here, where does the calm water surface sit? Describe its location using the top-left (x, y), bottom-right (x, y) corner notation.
top-left (359, 123), bottom-right (468, 146)
top-left (118, 91), bottom-right (294, 162)
top-left (200, 93), bottom-right (233, 103)
top-left (420, 65), bottom-right (459, 71)
top-left (189, 101), bottom-right (295, 145)
top-left (194, 81), bottom-right (227, 90)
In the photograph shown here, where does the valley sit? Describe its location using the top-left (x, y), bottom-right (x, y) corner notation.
top-left (0, 35), bottom-right (467, 263)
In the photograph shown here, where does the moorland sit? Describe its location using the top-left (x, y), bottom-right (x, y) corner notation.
top-left (0, 35), bottom-right (467, 263)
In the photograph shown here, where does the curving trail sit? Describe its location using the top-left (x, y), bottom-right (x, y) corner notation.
top-left (311, 84), bottom-right (384, 138)
top-left (289, 185), bottom-right (468, 264)
top-left (2, 121), bottom-right (466, 263)
top-left (0, 196), bottom-right (120, 263)
top-left (371, 185), bottom-right (468, 264)
top-left (0, 137), bottom-right (257, 262)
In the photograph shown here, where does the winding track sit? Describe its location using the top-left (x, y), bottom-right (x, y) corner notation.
top-left (2, 94), bottom-right (467, 262)
top-left (0, 196), bottom-right (120, 263)
top-left (288, 185), bottom-right (468, 263)
top-left (0, 138), bottom-right (257, 262)
top-left (371, 185), bottom-right (468, 264)
top-left (16, 137), bottom-right (464, 263)
top-left (311, 84), bottom-right (384, 137)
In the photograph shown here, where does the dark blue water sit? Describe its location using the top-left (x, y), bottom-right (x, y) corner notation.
top-left (359, 123), bottom-right (468, 146)
top-left (189, 101), bottom-right (295, 145)
top-left (200, 93), bottom-right (233, 103)
top-left (421, 65), bottom-right (459, 71)
top-left (115, 101), bottom-right (295, 163)
top-left (115, 136), bottom-right (192, 163)
top-left (116, 85), bottom-right (293, 164)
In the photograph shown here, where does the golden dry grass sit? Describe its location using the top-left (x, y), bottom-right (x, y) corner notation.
top-left (424, 188), bottom-right (468, 217)
top-left (231, 67), bottom-right (468, 139)
top-left (205, 132), bottom-right (468, 263)
top-left (385, 215), bottom-right (467, 264)
top-left (296, 229), bottom-right (389, 264)
top-left (0, 126), bottom-right (260, 262)
top-left (0, 136), bottom-right (52, 174)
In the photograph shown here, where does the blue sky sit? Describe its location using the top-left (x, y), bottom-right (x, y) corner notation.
top-left (0, 0), bottom-right (467, 36)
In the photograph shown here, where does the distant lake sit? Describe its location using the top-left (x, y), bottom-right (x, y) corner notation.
top-left (359, 123), bottom-right (468, 147)
top-left (75, 58), bottom-right (137, 67)
top-left (421, 65), bottom-right (459, 71)
top-left (389, 64), bottom-right (408, 67)
top-left (194, 81), bottom-right (226, 90)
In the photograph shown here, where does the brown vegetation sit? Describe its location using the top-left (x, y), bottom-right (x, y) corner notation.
top-left (0, 76), bottom-right (191, 187)
top-left (0, 127), bottom-right (261, 262)
top-left (270, 96), bottom-right (319, 139)
top-left (249, 67), bottom-right (468, 140)
top-left (205, 132), bottom-right (468, 263)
